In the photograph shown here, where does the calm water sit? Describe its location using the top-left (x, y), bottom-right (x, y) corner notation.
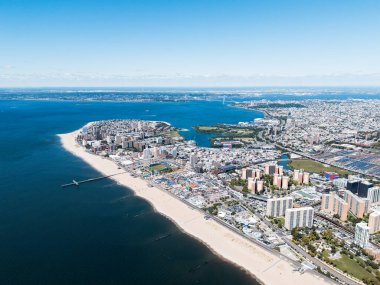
top-left (0, 100), bottom-right (262, 285)
top-left (278, 154), bottom-right (290, 171)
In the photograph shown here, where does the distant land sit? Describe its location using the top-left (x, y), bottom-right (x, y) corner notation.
top-left (1, 87), bottom-right (380, 102)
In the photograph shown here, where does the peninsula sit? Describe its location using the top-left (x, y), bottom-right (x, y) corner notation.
top-left (59, 119), bottom-right (337, 285)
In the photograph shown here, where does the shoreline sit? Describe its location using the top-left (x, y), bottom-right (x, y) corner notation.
top-left (58, 129), bottom-right (335, 285)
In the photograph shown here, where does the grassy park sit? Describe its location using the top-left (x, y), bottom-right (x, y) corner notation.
top-left (330, 254), bottom-right (380, 284)
top-left (289, 159), bottom-right (352, 176)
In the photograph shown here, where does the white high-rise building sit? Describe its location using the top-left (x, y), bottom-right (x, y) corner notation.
top-left (155, 137), bottom-right (163, 144)
top-left (368, 187), bottom-right (380, 204)
top-left (266, 197), bottom-right (293, 217)
top-left (285, 207), bottom-right (314, 230)
top-left (152, 146), bottom-right (160, 158)
top-left (142, 148), bottom-right (151, 159)
top-left (106, 135), bottom-right (113, 144)
top-left (114, 135), bottom-right (122, 145)
top-left (354, 222), bottom-right (370, 248)
top-left (190, 154), bottom-right (198, 169)
top-left (333, 178), bottom-right (348, 189)
top-left (171, 147), bottom-right (178, 157)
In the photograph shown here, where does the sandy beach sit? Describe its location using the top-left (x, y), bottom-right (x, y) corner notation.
top-left (58, 130), bottom-right (334, 285)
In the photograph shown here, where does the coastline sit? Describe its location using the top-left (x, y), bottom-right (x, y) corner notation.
top-left (58, 130), bottom-right (335, 285)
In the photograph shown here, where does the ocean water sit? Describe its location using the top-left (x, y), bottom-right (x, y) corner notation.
top-left (0, 99), bottom-right (262, 285)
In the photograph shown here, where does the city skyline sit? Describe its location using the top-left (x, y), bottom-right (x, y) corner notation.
top-left (3, 1), bottom-right (380, 283)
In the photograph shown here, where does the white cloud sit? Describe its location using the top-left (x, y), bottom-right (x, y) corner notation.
top-left (1, 65), bottom-right (14, 71)
top-left (1, 72), bottom-right (380, 87)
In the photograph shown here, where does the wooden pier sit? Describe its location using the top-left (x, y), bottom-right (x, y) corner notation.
top-left (61, 172), bottom-right (127, 188)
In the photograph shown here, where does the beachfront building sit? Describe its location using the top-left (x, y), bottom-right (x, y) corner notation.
top-left (321, 193), bottom-right (349, 222)
top-left (266, 197), bottom-right (293, 217)
top-left (369, 212), bottom-right (380, 234)
top-left (354, 222), bottom-right (370, 248)
top-left (285, 207), bottom-right (314, 230)
top-left (343, 190), bottom-right (370, 219)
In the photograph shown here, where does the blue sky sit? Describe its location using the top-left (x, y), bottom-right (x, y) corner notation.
top-left (1, 0), bottom-right (380, 87)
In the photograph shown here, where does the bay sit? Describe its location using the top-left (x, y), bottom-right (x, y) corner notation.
top-left (0, 99), bottom-right (262, 285)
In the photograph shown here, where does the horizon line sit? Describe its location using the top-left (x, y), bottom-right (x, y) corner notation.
top-left (2, 85), bottom-right (380, 89)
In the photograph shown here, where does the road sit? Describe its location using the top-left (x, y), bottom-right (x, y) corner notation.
top-left (129, 153), bottom-right (350, 284)
top-left (283, 238), bottom-right (362, 285)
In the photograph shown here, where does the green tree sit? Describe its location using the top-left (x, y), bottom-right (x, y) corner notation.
top-left (321, 229), bottom-right (333, 241)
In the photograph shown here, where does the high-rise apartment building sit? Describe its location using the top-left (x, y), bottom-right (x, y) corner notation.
top-left (354, 222), bottom-right (370, 248)
top-left (285, 207), bottom-right (314, 230)
top-left (266, 197), bottom-right (293, 217)
top-left (368, 187), bottom-right (380, 204)
top-left (343, 190), bottom-right (369, 219)
top-left (321, 193), bottom-right (349, 221)
top-left (369, 212), bottom-right (380, 235)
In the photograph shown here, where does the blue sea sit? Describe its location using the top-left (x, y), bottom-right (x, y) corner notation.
top-left (2, 89), bottom-right (380, 284)
top-left (0, 99), bottom-right (262, 285)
